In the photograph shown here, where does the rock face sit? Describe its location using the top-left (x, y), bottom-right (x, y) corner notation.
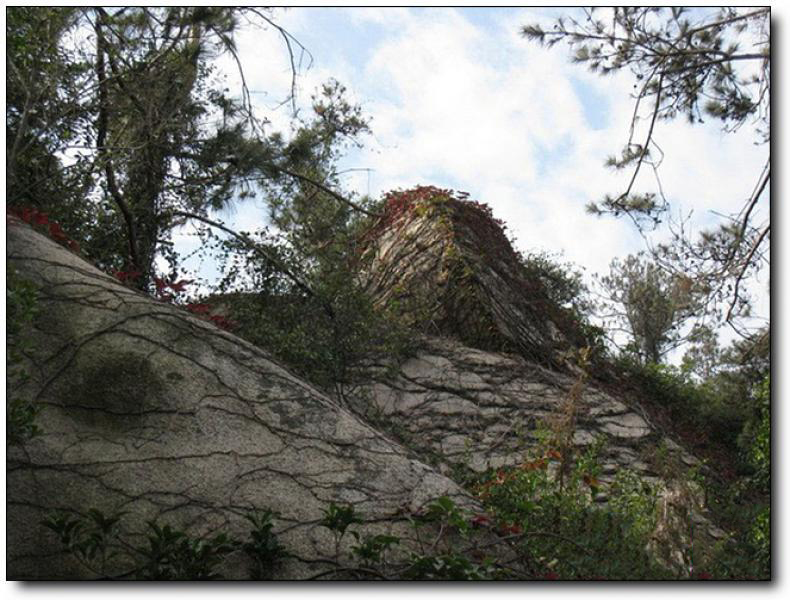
top-left (6, 218), bottom-right (489, 580)
top-left (348, 337), bottom-right (728, 561)
top-left (359, 187), bottom-right (590, 368)
top-left (354, 337), bottom-right (656, 476)
top-left (354, 188), bottom-right (727, 566)
top-left (6, 188), bottom-right (725, 579)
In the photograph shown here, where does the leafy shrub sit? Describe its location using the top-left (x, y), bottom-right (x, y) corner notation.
top-left (618, 357), bottom-right (747, 450)
top-left (208, 282), bottom-right (414, 393)
top-left (473, 446), bottom-right (670, 580)
top-left (6, 265), bottom-right (41, 446)
top-left (43, 507), bottom-right (287, 580)
top-left (240, 509), bottom-right (289, 579)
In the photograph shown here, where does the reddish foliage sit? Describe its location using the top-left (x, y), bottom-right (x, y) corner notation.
top-left (541, 572), bottom-right (560, 580)
top-left (7, 206), bottom-right (80, 254)
top-left (186, 303), bottom-right (211, 315)
top-left (112, 269), bottom-right (142, 283)
top-left (209, 314), bottom-right (237, 331)
top-left (168, 279), bottom-right (193, 294)
top-left (153, 276), bottom-right (168, 295)
top-left (153, 276), bottom-right (194, 297)
top-left (498, 522), bottom-right (523, 536)
top-left (359, 186), bottom-right (595, 364)
top-left (522, 458), bottom-right (548, 471)
top-left (470, 514), bottom-right (491, 528)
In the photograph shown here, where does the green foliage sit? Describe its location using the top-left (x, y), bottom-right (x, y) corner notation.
top-left (6, 7), bottom-right (92, 225)
top-left (316, 497), bottom-right (504, 580)
top-left (139, 522), bottom-right (236, 580)
top-left (7, 7), bottom-right (374, 295)
top-left (720, 374), bottom-right (770, 579)
top-left (42, 507), bottom-right (287, 580)
top-left (240, 509), bottom-right (289, 579)
top-left (474, 450), bottom-right (668, 579)
top-left (207, 188), bottom-right (414, 391)
top-left (403, 553), bottom-right (499, 581)
top-left (619, 357), bottom-right (747, 451)
top-left (6, 266), bottom-right (42, 446)
top-left (350, 533), bottom-right (400, 569)
top-left (42, 509), bottom-right (126, 575)
top-left (600, 252), bottom-right (704, 364)
top-left (321, 503), bottom-right (363, 539)
top-left (617, 356), bottom-right (769, 579)
top-left (750, 506), bottom-right (770, 574)
top-left (746, 376), bottom-right (770, 494)
top-left (520, 249), bottom-right (590, 314)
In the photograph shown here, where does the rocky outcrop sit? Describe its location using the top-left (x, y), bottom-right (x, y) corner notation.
top-left (353, 188), bottom-right (727, 568)
top-left (6, 218), bottom-right (495, 580)
top-left (360, 187), bottom-right (590, 368)
top-left (6, 186), bottom-right (728, 579)
top-left (354, 337), bottom-right (658, 477)
top-left (348, 337), bottom-right (728, 561)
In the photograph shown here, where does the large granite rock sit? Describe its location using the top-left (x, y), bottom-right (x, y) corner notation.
top-left (353, 187), bottom-right (727, 569)
top-left (6, 218), bottom-right (490, 580)
top-left (347, 337), bottom-right (728, 566)
top-left (359, 187), bottom-right (590, 367)
top-left (6, 185), bottom-right (728, 579)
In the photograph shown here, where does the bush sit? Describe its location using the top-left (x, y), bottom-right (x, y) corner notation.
top-left (6, 264), bottom-right (42, 446)
top-left (43, 507), bottom-right (288, 580)
top-left (618, 357), bottom-right (747, 450)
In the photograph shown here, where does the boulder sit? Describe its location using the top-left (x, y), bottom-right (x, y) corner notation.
top-left (6, 218), bottom-right (492, 580)
top-left (359, 187), bottom-right (590, 367)
top-left (6, 185), bottom-right (728, 579)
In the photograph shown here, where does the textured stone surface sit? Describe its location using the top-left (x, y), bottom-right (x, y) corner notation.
top-left (352, 337), bottom-right (664, 476)
top-left (349, 337), bottom-right (727, 567)
top-left (359, 191), bottom-right (588, 367)
top-left (6, 220), bottom-right (490, 580)
top-left (7, 198), bottom-right (727, 579)
top-left (352, 190), bottom-right (728, 571)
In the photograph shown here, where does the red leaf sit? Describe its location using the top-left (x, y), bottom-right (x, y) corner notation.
top-left (499, 522), bottom-right (522, 536)
top-left (167, 279), bottom-right (193, 293)
top-left (113, 270), bottom-right (141, 282)
top-left (186, 303), bottom-right (210, 314)
top-left (470, 514), bottom-right (491, 527)
top-left (153, 277), bottom-right (167, 294)
top-left (34, 212), bottom-right (50, 226)
top-left (209, 314), bottom-right (236, 331)
top-left (49, 222), bottom-right (65, 240)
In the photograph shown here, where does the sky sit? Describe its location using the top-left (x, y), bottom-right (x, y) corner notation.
top-left (172, 6), bottom-right (770, 344)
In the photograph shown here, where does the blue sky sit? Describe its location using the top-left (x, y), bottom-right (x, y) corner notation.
top-left (171, 6), bottom-right (770, 342)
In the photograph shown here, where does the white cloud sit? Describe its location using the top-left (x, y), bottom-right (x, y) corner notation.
top-left (329, 7), bottom-right (768, 298)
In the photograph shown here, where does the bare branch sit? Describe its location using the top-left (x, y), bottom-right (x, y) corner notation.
top-left (726, 223), bottom-right (770, 323)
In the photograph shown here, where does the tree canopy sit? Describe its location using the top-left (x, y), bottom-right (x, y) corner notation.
top-left (522, 7), bottom-right (770, 338)
top-left (7, 7), bottom-right (372, 294)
